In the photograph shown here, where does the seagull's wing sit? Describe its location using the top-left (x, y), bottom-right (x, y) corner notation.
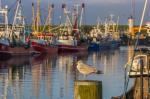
top-left (80, 63), bottom-right (97, 73)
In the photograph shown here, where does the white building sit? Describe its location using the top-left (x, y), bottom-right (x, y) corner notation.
top-left (145, 21), bottom-right (150, 37)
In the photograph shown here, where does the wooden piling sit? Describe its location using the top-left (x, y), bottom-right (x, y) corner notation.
top-left (74, 80), bottom-right (102, 99)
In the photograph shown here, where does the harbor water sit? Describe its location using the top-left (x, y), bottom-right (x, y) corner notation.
top-left (0, 47), bottom-right (134, 99)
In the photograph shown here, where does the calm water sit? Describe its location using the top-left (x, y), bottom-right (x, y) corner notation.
top-left (0, 47), bottom-right (134, 99)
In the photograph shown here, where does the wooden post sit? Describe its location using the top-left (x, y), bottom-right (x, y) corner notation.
top-left (74, 80), bottom-right (102, 99)
top-left (140, 58), bottom-right (144, 99)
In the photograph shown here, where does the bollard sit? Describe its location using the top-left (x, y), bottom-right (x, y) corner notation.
top-left (74, 80), bottom-right (102, 99)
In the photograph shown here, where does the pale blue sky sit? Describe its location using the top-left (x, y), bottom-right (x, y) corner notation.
top-left (2, 0), bottom-right (149, 25)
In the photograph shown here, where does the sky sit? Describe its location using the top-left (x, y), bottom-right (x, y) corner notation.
top-left (2, 0), bottom-right (150, 25)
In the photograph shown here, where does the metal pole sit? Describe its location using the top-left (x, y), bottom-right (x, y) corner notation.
top-left (139, 0), bottom-right (148, 32)
top-left (140, 57), bottom-right (144, 99)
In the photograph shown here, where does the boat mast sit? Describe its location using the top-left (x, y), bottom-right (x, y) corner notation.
top-left (109, 14), bottom-right (114, 32)
top-left (32, 3), bottom-right (35, 33)
top-left (0, 0), bottom-right (8, 38)
top-left (96, 17), bottom-right (100, 30)
top-left (131, 0), bottom-right (135, 21)
top-left (13, 0), bottom-right (21, 27)
top-left (73, 4), bottom-right (79, 34)
top-left (79, 3), bottom-right (84, 27)
top-left (48, 4), bottom-right (54, 33)
top-left (115, 16), bottom-right (119, 32)
top-left (73, 3), bottom-right (85, 33)
top-left (36, 0), bottom-right (41, 33)
top-left (138, 0), bottom-right (147, 33)
top-left (42, 4), bottom-right (54, 33)
top-left (104, 18), bottom-right (108, 35)
top-left (12, 0), bottom-right (25, 42)
top-left (62, 4), bottom-right (72, 34)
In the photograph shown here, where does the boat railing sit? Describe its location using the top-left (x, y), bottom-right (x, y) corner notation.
top-left (126, 47), bottom-right (150, 78)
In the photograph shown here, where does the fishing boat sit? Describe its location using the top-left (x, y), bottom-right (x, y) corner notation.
top-left (126, 48), bottom-right (150, 77)
top-left (57, 3), bottom-right (88, 53)
top-left (0, 1), bottom-right (11, 57)
top-left (58, 36), bottom-right (87, 52)
top-left (0, 0), bottom-right (36, 56)
top-left (88, 15), bottom-right (120, 51)
top-left (88, 19), bottom-right (110, 51)
top-left (125, 0), bottom-right (150, 78)
top-left (31, 2), bottom-right (58, 54)
top-left (31, 34), bottom-right (58, 54)
top-left (0, 37), bottom-right (34, 56)
top-left (114, 0), bottom-right (149, 99)
top-left (88, 34), bottom-right (120, 51)
top-left (104, 15), bottom-right (120, 49)
top-left (0, 38), bottom-right (11, 58)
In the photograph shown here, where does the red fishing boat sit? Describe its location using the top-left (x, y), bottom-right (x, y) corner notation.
top-left (58, 45), bottom-right (87, 52)
top-left (0, 38), bottom-right (11, 57)
top-left (0, 0), bottom-right (37, 57)
top-left (0, 38), bottom-right (35, 57)
top-left (57, 3), bottom-right (88, 53)
top-left (31, 34), bottom-right (58, 54)
top-left (31, 2), bottom-right (58, 54)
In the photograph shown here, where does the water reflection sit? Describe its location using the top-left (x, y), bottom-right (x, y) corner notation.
top-left (0, 48), bottom-right (134, 99)
top-left (0, 54), bottom-right (57, 99)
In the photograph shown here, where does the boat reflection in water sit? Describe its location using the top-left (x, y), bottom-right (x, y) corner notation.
top-left (74, 80), bottom-right (102, 99)
top-left (0, 54), bottom-right (57, 99)
top-left (0, 47), bottom-right (134, 99)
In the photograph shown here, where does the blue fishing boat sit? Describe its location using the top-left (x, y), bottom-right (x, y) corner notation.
top-left (88, 14), bottom-right (120, 51)
top-left (88, 41), bottom-right (110, 51)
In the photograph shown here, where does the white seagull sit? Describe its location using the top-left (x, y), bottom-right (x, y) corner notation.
top-left (76, 60), bottom-right (103, 77)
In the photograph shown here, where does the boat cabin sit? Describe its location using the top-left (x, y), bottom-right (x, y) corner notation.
top-left (37, 33), bottom-right (57, 45)
top-left (128, 48), bottom-right (150, 77)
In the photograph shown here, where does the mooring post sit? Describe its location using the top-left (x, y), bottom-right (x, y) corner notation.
top-left (74, 80), bottom-right (102, 99)
top-left (140, 57), bottom-right (144, 99)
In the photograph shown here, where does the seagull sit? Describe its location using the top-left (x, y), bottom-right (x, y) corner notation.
top-left (76, 60), bottom-right (103, 77)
